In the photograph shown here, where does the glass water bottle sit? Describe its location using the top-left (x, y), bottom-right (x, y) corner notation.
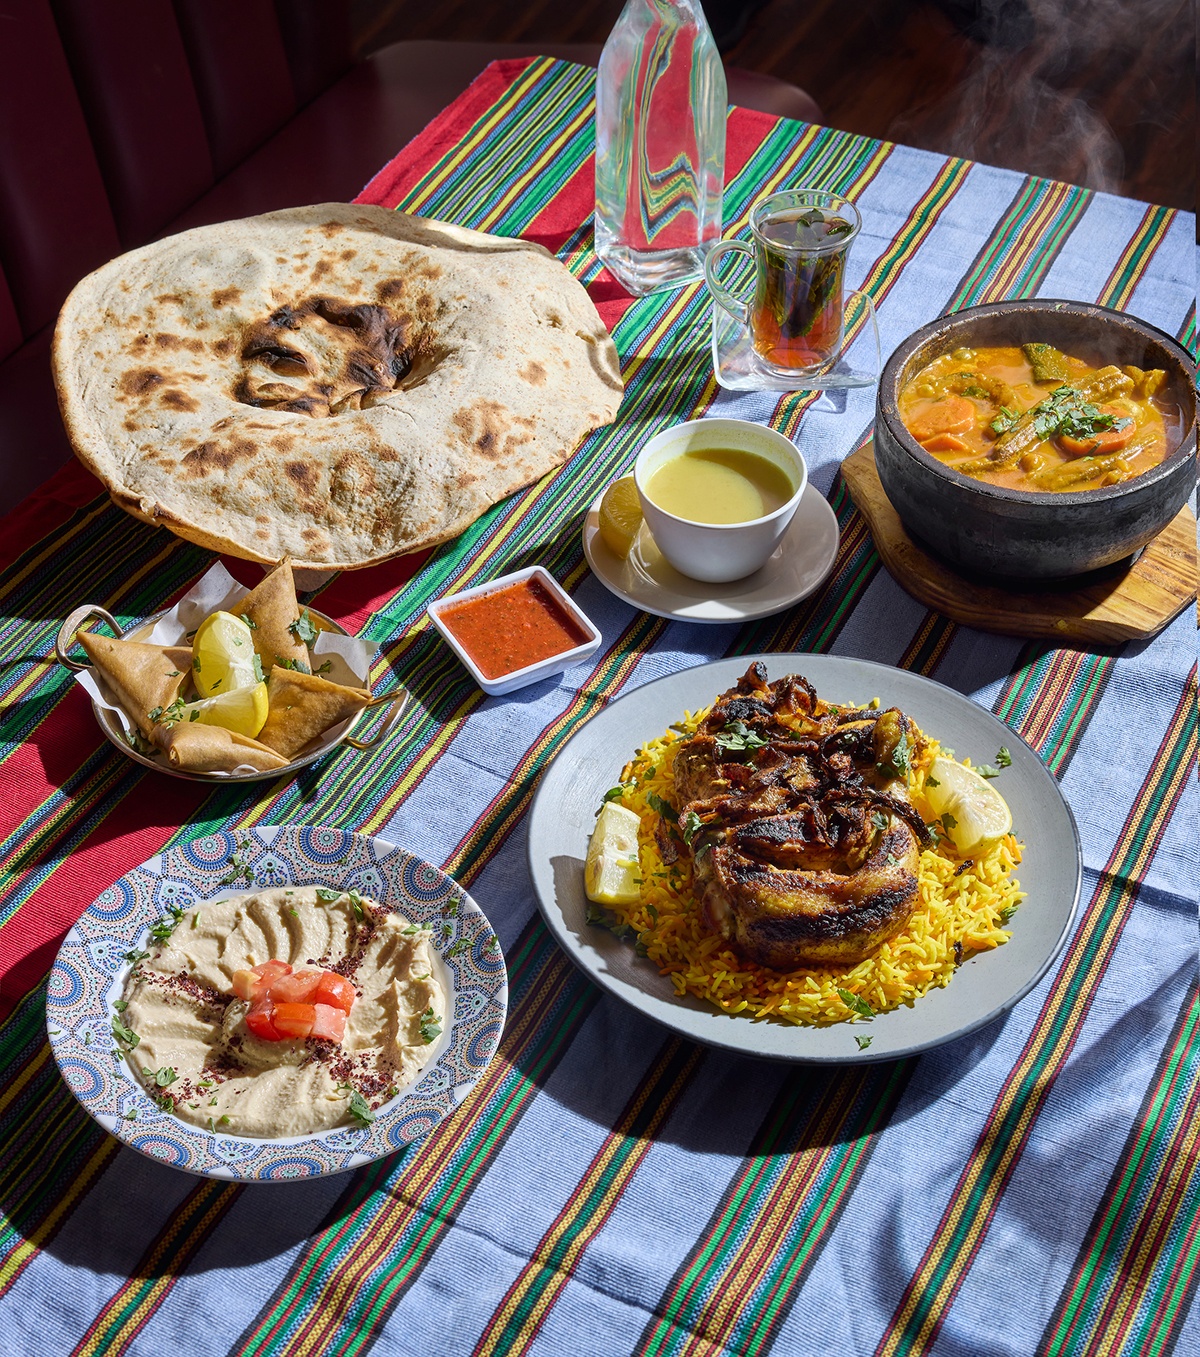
top-left (594, 0), bottom-right (727, 296)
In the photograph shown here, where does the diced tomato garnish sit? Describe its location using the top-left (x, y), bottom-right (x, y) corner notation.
top-left (312, 972), bottom-right (356, 1014)
top-left (267, 969), bottom-right (323, 1004)
top-left (244, 1002), bottom-right (281, 1041)
top-left (309, 1004), bottom-right (347, 1042)
top-left (271, 1003), bottom-right (316, 1039)
top-left (233, 961), bottom-right (354, 1042)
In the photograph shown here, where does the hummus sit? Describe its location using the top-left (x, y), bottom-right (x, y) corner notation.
top-left (119, 887), bottom-right (446, 1138)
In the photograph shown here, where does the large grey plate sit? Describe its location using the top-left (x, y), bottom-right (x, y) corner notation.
top-left (527, 655), bottom-right (1082, 1063)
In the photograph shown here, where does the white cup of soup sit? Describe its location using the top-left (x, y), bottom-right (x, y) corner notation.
top-left (633, 418), bottom-right (807, 583)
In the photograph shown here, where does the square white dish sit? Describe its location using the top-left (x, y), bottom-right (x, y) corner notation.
top-left (427, 566), bottom-right (602, 696)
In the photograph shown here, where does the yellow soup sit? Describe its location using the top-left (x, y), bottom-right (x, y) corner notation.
top-left (644, 448), bottom-right (795, 524)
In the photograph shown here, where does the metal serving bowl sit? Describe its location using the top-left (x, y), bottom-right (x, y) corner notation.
top-left (874, 300), bottom-right (1197, 579)
top-left (55, 604), bottom-right (407, 782)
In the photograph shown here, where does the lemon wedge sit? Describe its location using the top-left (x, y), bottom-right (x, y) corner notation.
top-left (584, 801), bottom-right (642, 906)
top-left (192, 611), bottom-right (259, 698)
top-left (924, 756), bottom-right (1013, 856)
top-left (180, 681), bottom-right (269, 739)
top-left (597, 477), bottom-right (643, 559)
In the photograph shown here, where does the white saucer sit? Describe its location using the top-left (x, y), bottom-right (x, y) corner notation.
top-left (582, 483), bottom-right (840, 624)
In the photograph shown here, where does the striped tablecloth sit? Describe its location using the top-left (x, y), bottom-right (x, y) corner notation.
top-left (1, 56), bottom-right (1196, 1357)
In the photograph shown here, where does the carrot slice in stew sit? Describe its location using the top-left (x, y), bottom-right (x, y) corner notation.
top-left (1058, 407), bottom-right (1135, 457)
top-left (919, 433), bottom-right (970, 454)
top-left (907, 396), bottom-right (976, 442)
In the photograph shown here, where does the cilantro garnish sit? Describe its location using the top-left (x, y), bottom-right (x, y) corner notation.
top-left (112, 1017), bottom-right (139, 1049)
top-left (239, 613), bottom-right (257, 630)
top-left (597, 785), bottom-right (627, 813)
top-left (419, 1007), bottom-right (442, 1044)
top-left (854, 1034), bottom-right (873, 1051)
top-left (836, 988), bottom-right (875, 1020)
top-left (348, 1090), bottom-right (376, 1125)
top-left (142, 1065), bottom-right (178, 1088)
top-left (1030, 385), bottom-right (1132, 442)
top-left (149, 903), bottom-right (186, 942)
top-left (289, 610), bottom-right (319, 647)
top-left (878, 729), bottom-right (913, 780)
top-left (316, 660), bottom-right (333, 674)
top-left (316, 887), bottom-right (343, 903)
top-left (252, 652), bottom-right (265, 683)
top-left (990, 405), bottom-right (1021, 436)
top-left (123, 948), bottom-right (150, 963)
top-left (680, 810), bottom-right (703, 846)
top-left (275, 655), bottom-right (311, 674)
top-left (995, 746), bottom-right (1012, 768)
top-left (585, 901), bottom-right (637, 942)
top-left (646, 791), bottom-right (678, 823)
top-left (714, 720), bottom-right (769, 757)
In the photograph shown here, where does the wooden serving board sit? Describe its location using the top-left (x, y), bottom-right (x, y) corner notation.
top-left (842, 443), bottom-right (1197, 644)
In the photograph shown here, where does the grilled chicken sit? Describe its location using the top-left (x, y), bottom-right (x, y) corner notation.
top-left (671, 662), bottom-right (931, 969)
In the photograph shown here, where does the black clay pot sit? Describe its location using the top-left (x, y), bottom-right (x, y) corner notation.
top-left (874, 300), bottom-right (1197, 579)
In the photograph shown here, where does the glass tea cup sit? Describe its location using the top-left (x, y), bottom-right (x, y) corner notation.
top-left (704, 189), bottom-right (862, 376)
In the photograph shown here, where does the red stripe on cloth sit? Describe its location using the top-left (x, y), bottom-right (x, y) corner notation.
top-left (360, 59), bottom-right (543, 210)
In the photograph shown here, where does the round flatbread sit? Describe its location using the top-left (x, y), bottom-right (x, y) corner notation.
top-left (54, 204), bottom-right (624, 569)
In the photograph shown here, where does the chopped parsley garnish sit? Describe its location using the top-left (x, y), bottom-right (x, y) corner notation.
top-left (995, 746), bottom-right (1012, 768)
top-left (239, 613), bottom-right (257, 630)
top-left (193, 656), bottom-right (202, 673)
top-left (419, 1007), bottom-right (442, 1044)
top-left (998, 903), bottom-right (1019, 925)
top-left (149, 903), bottom-right (186, 941)
top-left (211, 678), bottom-right (221, 690)
top-left (1030, 384), bottom-right (1132, 442)
top-left (123, 1109), bottom-right (138, 1121)
top-left (646, 791), bottom-right (677, 823)
top-left (877, 729), bottom-right (913, 780)
top-left (347, 890), bottom-right (367, 922)
top-left (142, 1065), bottom-right (178, 1088)
top-left (289, 609), bottom-right (319, 647)
top-left (348, 1090), bottom-right (376, 1125)
top-left (400, 923), bottom-right (429, 936)
top-left (252, 652), bottom-right (266, 683)
top-left (216, 853), bottom-right (253, 887)
top-left (975, 764), bottom-right (1002, 779)
top-left (585, 901), bottom-right (636, 942)
top-left (316, 887), bottom-right (343, 903)
top-left (275, 655), bottom-right (311, 674)
top-left (926, 775), bottom-right (940, 787)
top-left (714, 720), bottom-right (769, 757)
top-left (991, 405), bottom-right (1021, 436)
top-left (316, 660), bottom-right (333, 674)
top-left (123, 948), bottom-right (150, 963)
top-left (598, 784), bottom-right (627, 813)
top-left (112, 1017), bottom-right (139, 1049)
top-left (112, 999), bottom-right (127, 1012)
top-left (836, 988), bottom-right (875, 1020)
top-left (124, 729), bottom-right (158, 756)
top-left (165, 670), bottom-right (181, 678)
top-left (939, 813), bottom-right (958, 834)
top-left (854, 1034), bottom-right (873, 1051)
top-left (680, 810), bottom-right (703, 846)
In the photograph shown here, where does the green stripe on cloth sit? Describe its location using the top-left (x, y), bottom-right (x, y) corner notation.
top-left (871, 680), bottom-right (1197, 1357)
top-left (1039, 986), bottom-right (1200, 1357)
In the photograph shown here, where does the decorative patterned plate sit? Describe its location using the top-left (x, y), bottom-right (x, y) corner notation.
top-left (46, 826), bottom-right (508, 1181)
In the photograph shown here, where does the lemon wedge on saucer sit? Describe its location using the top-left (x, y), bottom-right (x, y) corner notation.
top-left (585, 801), bottom-right (642, 906)
top-left (924, 756), bottom-right (1013, 856)
top-left (598, 477), bottom-right (643, 559)
top-left (180, 681), bottom-right (269, 739)
top-left (192, 611), bottom-right (259, 697)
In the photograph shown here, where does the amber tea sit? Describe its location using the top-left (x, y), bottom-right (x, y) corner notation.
top-left (705, 189), bottom-right (861, 376)
top-left (751, 209), bottom-right (852, 370)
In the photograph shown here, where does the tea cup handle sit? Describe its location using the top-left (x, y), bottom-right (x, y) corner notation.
top-left (704, 240), bottom-right (754, 327)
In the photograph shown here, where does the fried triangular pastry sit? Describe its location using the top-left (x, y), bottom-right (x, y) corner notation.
top-left (238, 559), bottom-right (309, 673)
top-left (257, 668), bottom-right (373, 759)
top-left (78, 632), bottom-right (192, 738)
top-left (155, 723), bottom-right (289, 773)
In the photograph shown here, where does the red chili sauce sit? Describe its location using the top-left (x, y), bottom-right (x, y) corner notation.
top-left (438, 578), bottom-right (589, 680)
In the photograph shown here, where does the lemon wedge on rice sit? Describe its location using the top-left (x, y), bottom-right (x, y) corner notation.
top-left (585, 801), bottom-right (642, 906)
top-left (924, 756), bottom-right (1013, 857)
top-left (597, 477), bottom-right (643, 559)
top-left (179, 681), bottom-right (269, 740)
top-left (192, 610), bottom-right (259, 698)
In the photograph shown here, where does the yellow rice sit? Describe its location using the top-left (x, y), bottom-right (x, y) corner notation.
top-left (606, 704), bottom-right (1024, 1026)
